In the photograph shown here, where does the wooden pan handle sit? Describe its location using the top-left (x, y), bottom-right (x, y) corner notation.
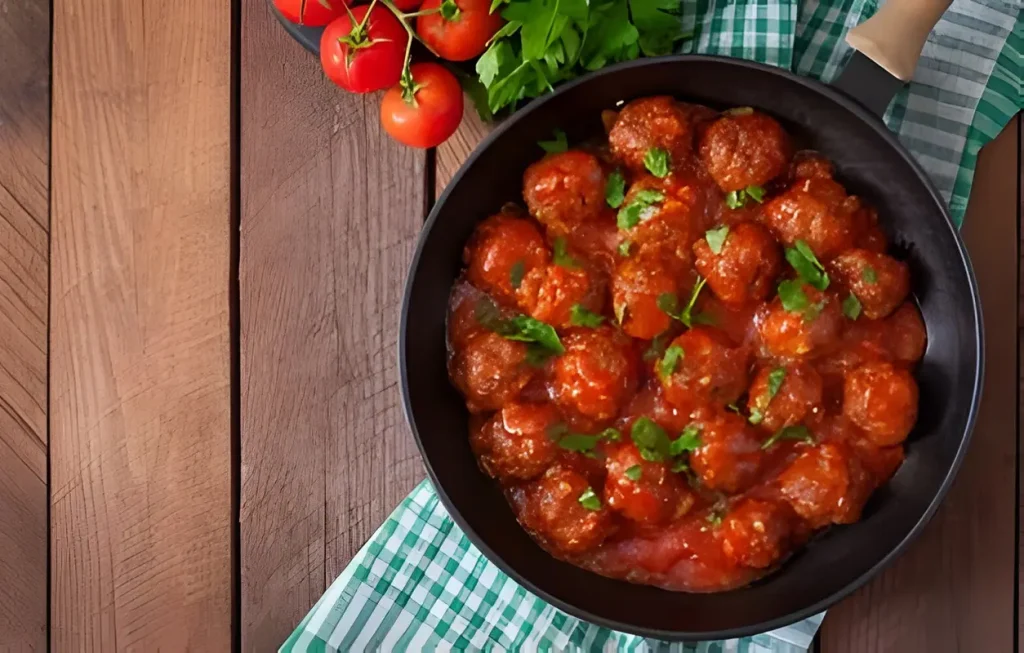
top-left (845, 0), bottom-right (953, 81)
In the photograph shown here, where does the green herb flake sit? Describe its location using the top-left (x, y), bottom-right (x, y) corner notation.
top-left (748, 407), bottom-right (764, 425)
top-left (557, 433), bottom-right (601, 453)
top-left (803, 300), bottom-right (826, 323)
top-left (705, 510), bottom-right (724, 527)
top-left (617, 189), bottom-right (665, 230)
top-left (761, 424), bottom-right (815, 450)
top-left (630, 417), bottom-right (672, 462)
top-left (725, 190), bottom-right (746, 210)
top-left (766, 367), bottom-right (786, 399)
top-left (745, 184), bottom-right (766, 203)
top-left (617, 240), bottom-right (632, 257)
top-left (606, 170), bottom-right (626, 209)
top-left (657, 343), bottom-right (684, 378)
top-left (784, 240), bottom-right (829, 291)
top-left (552, 237), bottom-right (579, 268)
top-left (624, 464), bottom-right (643, 481)
top-left (643, 147), bottom-right (670, 178)
top-left (510, 260), bottom-right (526, 289)
top-left (599, 428), bottom-right (621, 442)
top-left (656, 292), bottom-right (680, 317)
top-left (578, 487), bottom-right (602, 511)
top-left (777, 279), bottom-right (809, 313)
top-left (679, 277), bottom-right (707, 327)
top-left (643, 333), bottom-right (668, 361)
top-left (570, 304), bottom-right (605, 327)
top-left (862, 266), bottom-right (878, 284)
top-left (498, 315), bottom-right (564, 357)
top-left (669, 424), bottom-right (701, 456)
top-left (842, 293), bottom-right (862, 320)
top-left (670, 459), bottom-right (689, 473)
top-left (538, 128), bottom-right (568, 153)
top-left (705, 225), bottom-right (730, 254)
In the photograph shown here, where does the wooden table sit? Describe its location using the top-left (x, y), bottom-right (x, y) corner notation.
top-left (0, 0), bottom-right (1018, 650)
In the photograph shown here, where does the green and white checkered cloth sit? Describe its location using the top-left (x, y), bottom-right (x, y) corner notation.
top-left (282, 2), bottom-right (1020, 651)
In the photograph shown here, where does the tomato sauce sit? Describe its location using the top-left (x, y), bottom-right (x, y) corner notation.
top-left (446, 97), bottom-right (925, 592)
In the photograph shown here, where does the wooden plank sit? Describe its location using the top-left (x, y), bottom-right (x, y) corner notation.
top-left (239, 1), bottom-right (427, 648)
top-left (0, 0), bottom-right (49, 647)
top-left (436, 106), bottom-right (492, 194)
top-left (821, 119), bottom-right (1019, 651)
top-left (50, 0), bottom-right (233, 649)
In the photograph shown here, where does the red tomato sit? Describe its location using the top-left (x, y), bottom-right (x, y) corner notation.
top-left (381, 63), bottom-right (464, 148)
top-left (391, 0), bottom-right (423, 9)
top-left (275, 0), bottom-right (344, 26)
top-left (416, 0), bottom-right (504, 62)
top-left (320, 6), bottom-right (408, 93)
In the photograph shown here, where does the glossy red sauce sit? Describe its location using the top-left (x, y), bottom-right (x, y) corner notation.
top-left (446, 97), bottom-right (925, 592)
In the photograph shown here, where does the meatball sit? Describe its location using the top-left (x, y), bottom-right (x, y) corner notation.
top-left (609, 97), bottom-right (693, 173)
top-left (746, 363), bottom-right (824, 433)
top-left (777, 443), bottom-right (874, 527)
top-left (843, 362), bottom-right (919, 446)
top-left (523, 150), bottom-right (607, 236)
top-left (604, 442), bottom-right (693, 526)
top-left (790, 152), bottom-right (834, 182)
top-left (698, 110), bottom-right (790, 192)
top-left (852, 205), bottom-right (887, 253)
top-left (470, 403), bottom-right (560, 481)
top-left (464, 214), bottom-right (549, 303)
top-left (512, 464), bottom-right (616, 554)
top-left (830, 249), bottom-right (910, 320)
top-left (721, 499), bottom-right (794, 569)
top-left (619, 176), bottom-right (697, 262)
top-left (759, 178), bottom-right (859, 260)
top-left (610, 249), bottom-right (678, 339)
top-left (693, 222), bottom-right (782, 305)
top-left (659, 327), bottom-right (750, 410)
top-left (516, 263), bottom-right (602, 329)
top-left (756, 285), bottom-right (843, 359)
top-left (885, 302), bottom-right (926, 363)
top-left (551, 327), bottom-right (638, 427)
top-left (690, 412), bottom-right (764, 493)
top-left (451, 331), bottom-right (534, 413)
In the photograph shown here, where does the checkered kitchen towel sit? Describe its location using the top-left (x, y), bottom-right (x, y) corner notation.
top-left (282, 2), bottom-right (1020, 651)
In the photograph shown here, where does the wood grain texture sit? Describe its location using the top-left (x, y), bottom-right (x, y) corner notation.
top-left (239, 0), bottom-right (426, 648)
top-left (821, 119), bottom-right (1019, 652)
top-left (0, 0), bottom-right (49, 648)
top-left (50, 0), bottom-right (233, 649)
top-left (436, 105), bottom-right (493, 195)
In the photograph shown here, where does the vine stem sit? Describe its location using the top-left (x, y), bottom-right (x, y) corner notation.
top-left (380, 0), bottom-right (441, 57)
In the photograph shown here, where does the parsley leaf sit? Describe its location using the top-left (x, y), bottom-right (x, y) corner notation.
top-left (570, 304), bottom-right (604, 327)
top-left (552, 237), bottom-right (579, 268)
top-left (784, 240), bottom-right (829, 290)
top-left (656, 292), bottom-right (679, 317)
top-left (862, 266), bottom-right (878, 284)
top-left (552, 424), bottom-right (621, 453)
top-left (630, 417), bottom-right (672, 462)
top-left (669, 424), bottom-right (701, 455)
top-left (745, 184), bottom-right (766, 203)
top-left (557, 433), bottom-right (601, 452)
top-left (761, 425), bottom-right (814, 450)
top-left (766, 367), bottom-right (786, 399)
top-left (617, 189), bottom-right (664, 229)
top-left (510, 260), bottom-right (526, 289)
top-left (705, 225), bottom-right (729, 254)
top-left (624, 464), bottom-right (642, 481)
top-left (600, 427), bottom-right (621, 442)
top-left (725, 190), bottom-right (745, 210)
top-left (748, 407), bottom-right (764, 425)
top-left (657, 278), bottom-right (706, 327)
top-left (578, 487), bottom-right (602, 510)
top-left (842, 292), bottom-right (862, 320)
top-left (679, 277), bottom-right (707, 327)
top-left (658, 343), bottom-right (684, 377)
top-left (643, 147), bottom-right (670, 177)
top-left (538, 128), bottom-right (569, 153)
top-left (750, 367), bottom-right (785, 424)
top-left (777, 279), bottom-right (809, 312)
top-left (477, 298), bottom-right (564, 357)
top-left (617, 240), bottom-right (632, 257)
top-left (606, 169), bottom-right (626, 208)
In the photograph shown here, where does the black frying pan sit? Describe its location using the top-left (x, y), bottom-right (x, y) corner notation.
top-left (273, 0), bottom-right (984, 640)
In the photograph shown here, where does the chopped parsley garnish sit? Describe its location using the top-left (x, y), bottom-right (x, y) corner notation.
top-left (705, 508), bottom-right (725, 527)
top-left (644, 147), bottom-right (670, 178)
top-left (643, 333), bottom-right (669, 361)
top-left (538, 129), bottom-right (568, 153)
top-left (761, 425), bottom-right (814, 450)
top-left (748, 407), bottom-right (764, 425)
top-left (724, 106), bottom-right (754, 116)
top-left (784, 240), bottom-right (829, 291)
top-left (510, 260), bottom-right (525, 289)
top-left (578, 487), bottom-right (602, 511)
top-left (842, 293), bottom-right (862, 320)
top-left (552, 237), bottom-right (579, 268)
top-left (570, 304), bottom-right (604, 327)
top-left (630, 417), bottom-right (672, 462)
top-left (624, 464), bottom-right (642, 481)
top-left (862, 266), bottom-right (878, 284)
top-left (777, 279), bottom-right (809, 312)
top-left (670, 459), bottom-right (689, 473)
top-left (606, 170), bottom-right (626, 209)
top-left (657, 277), bottom-right (707, 327)
top-left (705, 225), bottom-right (730, 254)
top-left (617, 189), bottom-right (664, 230)
top-left (557, 433), bottom-right (602, 453)
top-left (475, 298), bottom-right (563, 361)
top-left (617, 240), bottom-right (632, 257)
top-left (803, 301), bottom-right (826, 323)
top-left (724, 185), bottom-right (766, 209)
top-left (669, 424), bottom-right (702, 456)
top-left (657, 343), bottom-right (684, 377)
top-left (551, 425), bottom-right (621, 454)
top-left (750, 367), bottom-right (785, 425)
top-left (766, 367), bottom-right (786, 398)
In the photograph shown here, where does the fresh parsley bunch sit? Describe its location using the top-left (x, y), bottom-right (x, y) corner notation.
top-left (474, 0), bottom-right (687, 115)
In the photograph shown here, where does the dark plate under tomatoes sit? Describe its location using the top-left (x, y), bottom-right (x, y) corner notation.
top-left (445, 96), bottom-right (925, 593)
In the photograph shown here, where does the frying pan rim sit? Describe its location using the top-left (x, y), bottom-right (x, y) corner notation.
top-left (398, 53), bottom-right (984, 640)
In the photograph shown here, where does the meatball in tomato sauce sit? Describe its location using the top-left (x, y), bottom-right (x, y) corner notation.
top-left (829, 249), bottom-right (910, 320)
top-left (843, 362), bottom-right (918, 446)
top-left (471, 403), bottom-right (560, 481)
top-left (551, 327), bottom-right (638, 428)
top-left (659, 327), bottom-right (750, 410)
top-left (610, 249), bottom-right (679, 339)
top-left (746, 363), bottom-right (824, 433)
top-left (699, 110), bottom-right (790, 192)
top-left (690, 411), bottom-right (764, 493)
top-left (759, 178), bottom-right (859, 260)
top-left (777, 442), bottom-right (874, 528)
top-left (693, 222), bottom-right (782, 305)
top-left (604, 442), bottom-right (694, 527)
top-left (516, 262), bottom-right (603, 329)
top-left (721, 499), bottom-right (795, 569)
top-left (512, 464), bottom-right (617, 554)
top-left (464, 214), bottom-right (549, 304)
top-left (756, 285), bottom-right (843, 360)
top-left (451, 331), bottom-right (534, 413)
top-left (523, 150), bottom-right (607, 236)
top-left (609, 97), bottom-right (693, 173)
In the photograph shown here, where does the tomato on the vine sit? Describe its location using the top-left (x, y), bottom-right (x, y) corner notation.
top-left (275, 0), bottom-right (345, 26)
top-left (381, 63), bottom-right (464, 148)
top-left (320, 5), bottom-right (408, 93)
top-left (416, 0), bottom-right (504, 62)
top-left (390, 0), bottom-right (424, 10)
